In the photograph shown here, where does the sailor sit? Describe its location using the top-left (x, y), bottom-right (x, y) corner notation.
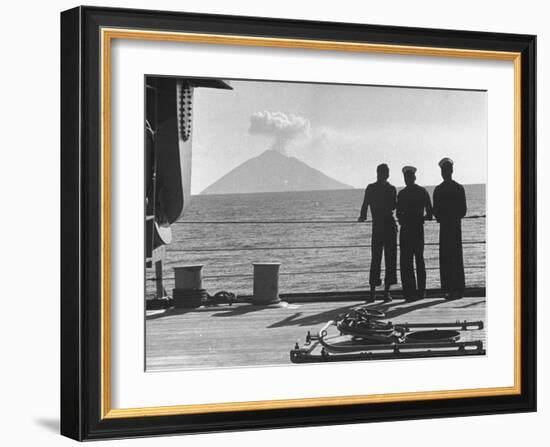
top-left (358, 163), bottom-right (397, 303)
top-left (397, 166), bottom-right (433, 301)
top-left (433, 158), bottom-right (467, 299)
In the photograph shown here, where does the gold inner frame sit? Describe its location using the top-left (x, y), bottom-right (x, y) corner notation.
top-left (100, 27), bottom-right (522, 419)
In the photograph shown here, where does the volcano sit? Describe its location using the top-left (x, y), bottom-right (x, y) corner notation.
top-left (201, 150), bottom-right (353, 195)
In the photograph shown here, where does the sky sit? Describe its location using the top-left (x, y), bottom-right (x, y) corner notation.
top-left (190, 79), bottom-right (487, 194)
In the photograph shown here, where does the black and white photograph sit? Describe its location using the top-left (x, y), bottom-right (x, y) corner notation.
top-left (0, 0), bottom-right (542, 442)
top-left (145, 76), bottom-right (487, 371)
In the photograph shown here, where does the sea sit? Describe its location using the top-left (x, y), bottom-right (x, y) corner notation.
top-left (147, 185), bottom-right (486, 297)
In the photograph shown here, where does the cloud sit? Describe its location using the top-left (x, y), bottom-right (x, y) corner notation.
top-left (249, 111), bottom-right (310, 154)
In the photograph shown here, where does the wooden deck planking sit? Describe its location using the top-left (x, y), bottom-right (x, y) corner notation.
top-left (146, 297), bottom-right (486, 371)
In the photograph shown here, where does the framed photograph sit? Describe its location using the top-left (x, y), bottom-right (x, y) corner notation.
top-left (60, 6), bottom-right (536, 441)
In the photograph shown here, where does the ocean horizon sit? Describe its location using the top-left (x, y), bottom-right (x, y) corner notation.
top-left (195, 183), bottom-right (486, 198)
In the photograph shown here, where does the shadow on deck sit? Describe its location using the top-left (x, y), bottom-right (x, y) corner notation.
top-left (146, 294), bottom-right (487, 371)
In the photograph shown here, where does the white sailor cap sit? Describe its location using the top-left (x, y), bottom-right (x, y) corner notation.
top-left (402, 165), bottom-right (417, 174)
top-left (439, 157), bottom-right (454, 167)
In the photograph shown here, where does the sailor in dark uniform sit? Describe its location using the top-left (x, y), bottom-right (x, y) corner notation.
top-left (358, 163), bottom-right (397, 303)
top-left (433, 158), bottom-right (467, 299)
top-left (397, 166), bottom-right (433, 301)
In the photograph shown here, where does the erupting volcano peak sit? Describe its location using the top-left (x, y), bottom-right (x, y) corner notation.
top-left (201, 150), bottom-right (353, 195)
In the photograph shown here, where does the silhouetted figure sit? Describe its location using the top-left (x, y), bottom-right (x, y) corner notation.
top-left (433, 158), bottom-right (467, 299)
top-left (397, 166), bottom-right (433, 301)
top-left (358, 163), bottom-right (397, 303)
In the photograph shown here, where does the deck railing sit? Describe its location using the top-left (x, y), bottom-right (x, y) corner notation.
top-left (170, 215), bottom-right (485, 225)
top-left (147, 216), bottom-right (486, 293)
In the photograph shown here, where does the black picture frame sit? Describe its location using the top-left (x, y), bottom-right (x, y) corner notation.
top-left (61, 5), bottom-right (536, 441)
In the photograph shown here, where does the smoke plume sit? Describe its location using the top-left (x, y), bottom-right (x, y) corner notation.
top-left (249, 111), bottom-right (310, 155)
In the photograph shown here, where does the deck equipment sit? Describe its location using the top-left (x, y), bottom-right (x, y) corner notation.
top-left (290, 307), bottom-right (485, 363)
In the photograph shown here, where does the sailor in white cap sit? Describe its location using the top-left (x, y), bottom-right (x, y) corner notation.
top-left (396, 165), bottom-right (433, 301)
top-left (433, 157), bottom-right (467, 299)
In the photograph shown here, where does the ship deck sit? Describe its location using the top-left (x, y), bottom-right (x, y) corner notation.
top-left (146, 294), bottom-right (486, 371)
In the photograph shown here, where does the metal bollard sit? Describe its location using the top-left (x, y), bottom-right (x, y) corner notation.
top-left (252, 262), bottom-right (281, 305)
top-left (172, 265), bottom-right (205, 308)
top-left (173, 265), bottom-right (204, 289)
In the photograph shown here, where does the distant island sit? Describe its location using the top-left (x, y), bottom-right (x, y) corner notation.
top-left (201, 149), bottom-right (354, 195)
